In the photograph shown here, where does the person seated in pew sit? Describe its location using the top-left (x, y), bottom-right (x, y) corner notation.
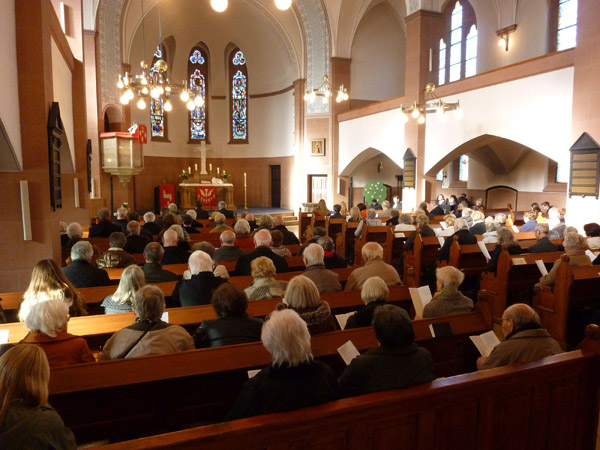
top-left (193, 283), bottom-right (263, 348)
top-left (370, 198), bottom-right (382, 211)
top-left (318, 236), bottom-right (347, 269)
top-left (172, 250), bottom-right (227, 307)
top-left (394, 213), bottom-right (417, 233)
top-left (218, 200), bottom-right (235, 219)
top-left (519, 211), bottom-right (538, 233)
top-left (437, 218), bottom-right (477, 263)
top-left (100, 285), bottom-right (194, 360)
top-left (339, 201), bottom-right (350, 217)
top-left (123, 221), bottom-right (151, 254)
top-left (61, 222), bottom-right (83, 263)
top-left (435, 214), bottom-right (456, 237)
top-left (354, 209), bottom-right (382, 238)
top-left (346, 242), bottom-right (401, 291)
top-left (255, 214), bottom-right (274, 232)
top-left (269, 230), bottom-right (292, 258)
top-left (481, 220), bottom-right (499, 244)
top-left (298, 226), bottom-right (327, 257)
top-left (392, 195), bottom-right (402, 210)
top-left (181, 214), bottom-right (200, 235)
top-left (419, 202), bottom-right (434, 220)
top-left (583, 223), bottom-right (600, 250)
top-left (348, 206), bottom-right (362, 223)
top-left (403, 213), bottom-right (435, 252)
top-left (89, 207), bottom-right (122, 238)
top-left (385, 209), bottom-right (400, 226)
top-left (243, 212), bottom-right (258, 231)
top-left (142, 242), bottom-right (178, 283)
top-left (63, 241), bottom-right (111, 289)
top-left (20, 299), bottom-right (95, 367)
top-left (538, 232), bottom-right (592, 287)
top-left (235, 229), bottom-right (289, 276)
top-left (0, 345), bottom-right (76, 449)
top-left (20, 259), bottom-right (88, 321)
top-left (338, 305), bottom-right (435, 397)
top-left (469, 210), bottom-right (486, 235)
top-left (278, 276), bottom-right (337, 335)
top-left (331, 204), bottom-right (344, 219)
top-left (377, 200), bottom-right (393, 218)
top-left (214, 230), bottom-right (246, 261)
top-left (142, 211), bottom-right (161, 236)
top-left (477, 304), bottom-right (562, 370)
top-left (185, 209), bottom-right (203, 229)
top-left (128, 212), bottom-right (153, 241)
top-left (156, 213), bottom-right (178, 242)
top-left (161, 229), bottom-right (190, 265)
top-left (234, 219), bottom-right (255, 247)
top-left (210, 212), bottom-right (234, 234)
top-left (169, 224), bottom-right (191, 251)
top-left (313, 199), bottom-right (331, 217)
top-left (301, 244), bottom-right (341, 293)
top-left (461, 207), bottom-right (474, 227)
top-left (185, 242), bottom-right (229, 280)
top-left (429, 200), bottom-right (445, 216)
top-left (102, 265), bottom-right (145, 314)
top-left (96, 232), bottom-right (137, 269)
top-left (226, 308), bottom-right (338, 421)
top-left (272, 215), bottom-right (300, 245)
top-left (484, 227), bottom-right (522, 274)
top-left (244, 257), bottom-right (288, 300)
top-left (344, 276), bottom-right (388, 329)
top-left (422, 266), bottom-right (474, 318)
top-left (527, 223), bottom-right (560, 253)
top-left (113, 207), bottom-right (129, 233)
top-left (195, 199), bottom-right (210, 220)
top-left (547, 207), bottom-right (567, 240)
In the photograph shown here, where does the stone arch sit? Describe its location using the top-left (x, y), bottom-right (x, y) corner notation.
top-left (102, 104), bottom-right (123, 132)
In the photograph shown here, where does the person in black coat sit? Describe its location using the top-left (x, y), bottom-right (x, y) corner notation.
top-left (235, 230), bottom-right (288, 276)
top-left (429, 200), bottom-right (445, 216)
top-left (123, 221), bottom-right (151, 254)
top-left (89, 208), bottom-right (121, 238)
top-left (226, 308), bottom-right (338, 420)
top-left (338, 304), bottom-right (435, 397)
top-left (172, 251), bottom-right (227, 307)
top-left (218, 201), bottom-right (235, 219)
top-left (142, 243), bottom-right (178, 283)
top-left (484, 228), bottom-right (523, 273)
top-left (193, 283), bottom-right (263, 348)
top-left (273, 216), bottom-right (300, 245)
top-left (114, 207), bottom-right (129, 233)
top-left (345, 277), bottom-right (388, 329)
top-left (418, 202), bottom-right (434, 220)
top-left (195, 200), bottom-right (210, 220)
top-left (318, 236), bottom-right (347, 269)
top-left (62, 241), bottom-right (111, 288)
top-left (437, 219), bottom-right (477, 262)
top-left (527, 223), bottom-right (560, 253)
top-left (182, 215), bottom-right (200, 234)
top-left (161, 230), bottom-right (190, 265)
top-left (142, 212), bottom-right (162, 236)
top-left (404, 215), bottom-right (436, 252)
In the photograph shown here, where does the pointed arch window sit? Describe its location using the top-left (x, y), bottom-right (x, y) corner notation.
top-left (438, 0), bottom-right (477, 85)
top-left (458, 155), bottom-right (469, 182)
top-left (188, 43), bottom-right (210, 143)
top-left (150, 45), bottom-right (168, 141)
top-left (229, 48), bottom-right (248, 143)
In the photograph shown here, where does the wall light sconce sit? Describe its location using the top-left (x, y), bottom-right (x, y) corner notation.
top-left (496, 24), bottom-right (517, 52)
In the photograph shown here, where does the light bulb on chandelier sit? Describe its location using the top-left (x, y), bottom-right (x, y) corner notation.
top-left (164, 100), bottom-right (172, 112)
top-left (417, 114), bottom-right (425, 125)
top-left (274, 0), bottom-right (292, 10)
top-left (211, 0), bottom-right (228, 12)
top-left (186, 99), bottom-right (196, 111)
top-left (180, 90), bottom-right (190, 102)
top-left (411, 108), bottom-right (420, 119)
top-left (194, 95), bottom-right (204, 107)
top-left (137, 98), bottom-right (147, 110)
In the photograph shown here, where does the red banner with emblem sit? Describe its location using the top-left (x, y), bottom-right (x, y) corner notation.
top-left (159, 184), bottom-right (175, 209)
top-left (196, 186), bottom-right (217, 207)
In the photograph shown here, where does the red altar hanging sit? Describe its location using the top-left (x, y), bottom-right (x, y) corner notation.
top-left (196, 186), bottom-right (217, 207)
top-left (159, 184), bottom-right (175, 208)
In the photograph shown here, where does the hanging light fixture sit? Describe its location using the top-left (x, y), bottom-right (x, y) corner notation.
top-left (400, 83), bottom-right (461, 124)
top-left (274, 0), bottom-right (292, 10)
top-left (211, 0), bottom-right (228, 12)
top-left (304, 75), bottom-right (349, 104)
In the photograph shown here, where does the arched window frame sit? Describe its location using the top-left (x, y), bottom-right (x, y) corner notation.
top-left (548, 0), bottom-right (578, 52)
top-left (150, 44), bottom-right (169, 142)
top-left (458, 155), bottom-right (469, 182)
top-left (437, 0), bottom-right (477, 85)
top-left (187, 43), bottom-right (210, 144)
top-left (228, 47), bottom-right (249, 144)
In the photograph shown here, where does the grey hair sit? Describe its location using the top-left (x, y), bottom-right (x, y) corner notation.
top-left (454, 218), bottom-right (468, 230)
top-left (66, 222), bottom-right (83, 239)
top-left (186, 209), bottom-right (197, 220)
top-left (97, 208), bottom-right (110, 220)
top-left (362, 242), bottom-right (383, 261)
top-left (260, 215), bottom-right (274, 228)
top-left (548, 207), bottom-right (562, 219)
top-left (71, 240), bottom-right (93, 261)
top-left (503, 303), bottom-right (540, 329)
top-left (303, 243), bottom-right (324, 266)
top-left (563, 232), bottom-right (587, 251)
top-left (399, 213), bottom-right (413, 225)
top-left (234, 219), bottom-right (251, 234)
top-left (366, 209), bottom-right (376, 219)
top-left (188, 250), bottom-right (213, 274)
top-left (24, 298), bottom-right (69, 338)
top-left (132, 285), bottom-right (165, 321)
top-left (218, 201), bottom-right (227, 209)
top-left (143, 212), bottom-right (156, 223)
top-left (220, 230), bottom-right (236, 245)
top-left (127, 221), bottom-right (140, 235)
top-left (117, 207), bottom-right (128, 219)
top-left (494, 213), bottom-right (507, 225)
top-left (382, 200), bottom-right (390, 208)
top-left (262, 309), bottom-right (312, 367)
top-left (273, 215), bottom-right (285, 227)
top-left (435, 265), bottom-right (465, 290)
top-left (361, 277), bottom-right (389, 304)
top-left (317, 236), bottom-right (334, 252)
top-left (485, 221), bottom-right (498, 232)
top-left (254, 229), bottom-right (272, 247)
top-left (169, 225), bottom-right (186, 241)
top-left (497, 227), bottom-right (517, 246)
top-left (168, 203), bottom-right (178, 212)
top-left (284, 275), bottom-right (321, 309)
top-left (112, 265), bottom-right (145, 305)
top-left (535, 223), bottom-right (549, 235)
top-left (213, 212), bottom-right (226, 224)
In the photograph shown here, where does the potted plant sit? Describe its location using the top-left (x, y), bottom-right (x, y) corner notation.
top-left (220, 170), bottom-right (231, 182)
top-left (179, 170), bottom-right (190, 182)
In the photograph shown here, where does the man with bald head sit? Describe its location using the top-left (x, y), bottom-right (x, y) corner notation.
top-left (234, 229), bottom-right (289, 276)
top-left (272, 215), bottom-right (299, 245)
top-left (477, 304), bottom-right (562, 370)
top-left (124, 221), bottom-right (151, 254)
top-left (162, 229), bottom-right (189, 265)
top-left (214, 230), bottom-right (246, 262)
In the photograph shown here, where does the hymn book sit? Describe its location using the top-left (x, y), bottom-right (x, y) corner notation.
top-left (409, 286), bottom-right (433, 318)
top-left (0, 329), bottom-right (8, 344)
top-left (470, 330), bottom-right (501, 357)
top-left (535, 260), bottom-right (549, 276)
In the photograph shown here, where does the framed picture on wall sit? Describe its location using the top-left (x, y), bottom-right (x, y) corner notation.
top-left (311, 138), bottom-right (325, 156)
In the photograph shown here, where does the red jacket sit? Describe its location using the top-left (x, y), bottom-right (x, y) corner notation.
top-left (20, 330), bottom-right (95, 367)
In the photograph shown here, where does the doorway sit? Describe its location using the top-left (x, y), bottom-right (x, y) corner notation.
top-left (308, 175), bottom-right (328, 203)
top-left (270, 165), bottom-right (281, 208)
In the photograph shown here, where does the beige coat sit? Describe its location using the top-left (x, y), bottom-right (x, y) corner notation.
top-left (345, 259), bottom-right (401, 291)
top-left (539, 249), bottom-right (592, 286)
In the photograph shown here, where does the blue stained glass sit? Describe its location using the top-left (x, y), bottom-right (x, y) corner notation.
top-left (232, 70), bottom-right (247, 140)
top-left (459, 155), bottom-right (469, 181)
top-left (189, 50), bottom-right (205, 65)
top-left (190, 69), bottom-right (206, 140)
top-left (150, 98), bottom-right (164, 138)
top-left (233, 50), bottom-right (246, 66)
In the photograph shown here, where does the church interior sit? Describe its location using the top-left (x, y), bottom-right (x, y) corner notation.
top-left (2, 0), bottom-right (600, 447)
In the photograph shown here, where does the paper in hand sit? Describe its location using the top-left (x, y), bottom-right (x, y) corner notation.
top-left (247, 369), bottom-right (261, 379)
top-left (161, 312), bottom-right (169, 322)
top-left (535, 260), bottom-right (548, 276)
top-left (335, 312), bottom-right (354, 330)
top-left (409, 286), bottom-right (433, 318)
top-left (585, 250), bottom-right (596, 261)
top-left (0, 329), bottom-right (8, 344)
top-left (478, 241), bottom-right (492, 262)
top-left (337, 340), bottom-right (360, 366)
top-left (438, 236), bottom-right (446, 247)
top-left (469, 330), bottom-right (501, 357)
top-left (440, 221), bottom-right (447, 230)
top-left (512, 225), bottom-right (519, 233)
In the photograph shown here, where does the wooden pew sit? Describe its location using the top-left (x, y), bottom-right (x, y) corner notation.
top-left (533, 256), bottom-right (600, 349)
top-left (403, 233), bottom-right (441, 287)
top-left (353, 225), bottom-right (393, 265)
top-left (339, 221), bottom-right (359, 260)
top-left (298, 210), bottom-right (312, 243)
top-left (47, 311), bottom-right (488, 444)
top-left (478, 250), bottom-right (563, 326)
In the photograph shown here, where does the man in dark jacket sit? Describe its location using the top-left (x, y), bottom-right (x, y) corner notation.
top-left (142, 243), bottom-right (178, 283)
top-left (214, 230), bottom-right (246, 261)
top-left (527, 223), bottom-right (560, 254)
top-left (123, 221), bottom-right (151, 254)
top-left (235, 230), bottom-right (288, 276)
top-left (172, 251), bottom-right (227, 307)
top-left (63, 241), bottom-right (111, 288)
top-left (218, 200), bottom-right (235, 219)
top-left (142, 211), bottom-right (162, 236)
top-left (273, 215), bottom-right (300, 245)
top-left (437, 218), bottom-right (477, 262)
top-left (162, 229), bottom-right (189, 265)
top-left (429, 200), bottom-right (445, 216)
top-left (195, 200), bottom-right (210, 220)
top-left (318, 236), bottom-right (347, 269)
top-left (89, 207), bottom-right (121, 238)
top-left (338, 305), bottom-right (435, 397)
top-left (114, 207), bottom-right (129, 233)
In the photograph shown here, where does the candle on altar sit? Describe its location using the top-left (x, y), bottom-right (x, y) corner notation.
top-left (194, 163), bottom-right (198, 172)
top-left (209, 163), bottom-right (212, 172)
top-left (188, 166), bottom-right (191, 174)
top-left (217, 167), bottom-right (220, 175)
top-left (244, 172), bottom-right (247, 186)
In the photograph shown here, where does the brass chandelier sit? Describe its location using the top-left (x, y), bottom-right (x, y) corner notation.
top-left (400, 83), bottom-right (462, 124)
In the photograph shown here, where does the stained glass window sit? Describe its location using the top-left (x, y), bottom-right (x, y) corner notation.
top-left (557, 0), bottom-right (578, 50)
top-left (459, 155), bottom-right (469, 181)
top-left (436, 169), bottom-right (444, 181)
top-left (439, 1), bottom-right (477, 85)
top-left (187, 44), bottom-right (209, 142)
top-left (150, 45), bottom-right (167, 140)
top-left (465, 25), bottom-right (478, 77)
top-left (229, 48), bottom-right (248, 143)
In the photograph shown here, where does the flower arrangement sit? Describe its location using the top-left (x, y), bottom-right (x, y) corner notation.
top-left (179, 170), bottom-right (190, 182)
top-left (220, 170), bottom-right (231, 182)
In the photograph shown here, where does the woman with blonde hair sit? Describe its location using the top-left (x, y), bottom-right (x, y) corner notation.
top-left (436, 214), bottom-right (457, 237)
top-left (348, 206), bottom-right (362, 223)
top-left (0, 345), bottom-right (76, 448)
top-left (19, 259), bottom-right (87, 322)
top-left (244, 257), bottom-right (287, 300)
top-left (312, 199), bottom-right (330, 217)
top-left (101, 265), bottom-right (146, 314)
top-left (279, 275), bottom-right (336, 334)
top-left (484, 227), bottom-right (522, 273)
top-left (339, 201), bottom-right (349, 217)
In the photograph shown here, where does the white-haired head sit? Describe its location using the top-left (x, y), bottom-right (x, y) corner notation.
top-left (71, 241), bottom-right (93, 262)
top-left (361, 242), bottom-right (383, 262)
top-left (163, 229), bottom-right (178, 246)
top-left (66, 222), bottom-right (83, 240)
top-left (303, 243), bottom-right (324, 266)
top-left (262, 309), bottom-right (312, 367)
top-left (186, 209), bottom-right (197, 220)
top-left (234, 219), bottom-right (251, 234)
top-left (254, 229), bottom-right (272, 247)
top-left (24, 299), bottom-right (69, 338)
top-left (143, 211), bottom-right (156, 223)
top-left (188, 250), bottom-right (214, 275)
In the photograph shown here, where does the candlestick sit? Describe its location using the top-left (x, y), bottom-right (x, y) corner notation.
top-left (244, 172), bottom-right (247, 187)
top-left (188, 166), bottom-right (191, 174)
top-left (209, 163), bottom-right (212, 172)
top-left (194, 163), bottom-right (198, 172)
top-left (217, 167), bottom-right (220, 175)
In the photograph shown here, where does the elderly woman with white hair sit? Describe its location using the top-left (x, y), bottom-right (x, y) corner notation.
top-left (394, 213), bottom-right (416, 232)
top-left (279, 275), bottom-right (337, 335)
top-left (244, 257), bottom-right (288, 300)
top-left (100, 285), bottom-right (194, 360)
top-left (172, 250), bottom-right (227, 307)
top-left (101, 265), bottom-right (146, 314)
top-left (345, 277), bottom-right (388, 329)
top-left (354, 208), bottom-right (382, 237)
top-left (226, 309), bottom-right (338, 420)
top-left (20, 299), bottom-right (95, 367)
top-left (539, 232), bottom-right (592, 287)
top-left (481, 219), bottom-right (499, 244)
top-left (234, 218), bottom-right (254, 247)
top-left (422, 266), bottom-right (474, 318)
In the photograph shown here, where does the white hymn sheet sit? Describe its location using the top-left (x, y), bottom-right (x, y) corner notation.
top-left (0, 329), bottom-right (8, 344)
top-left (512, 257), bottom-right (526, 265)
top-left (478, 241), bottom-right (492, 262)
top-left (512, 225), bottom-right (519, 233)
top-left (409, 286), bottom-right (433, 318)
top-left (161, 312), bottom-right (169, 322)
top-left (337, 340), bottom-right (360, 366)
top-left (396, 232), bottom-right (406, 238)
top-left (438, 236), bottom-right (445, 247)
top-left (247, 369), bottom-right (261, 379)
top-left (335, 312), bottom-right (354, 330)
top-left (440, 221), bottom-right (447, 230)
top-left (585, 250), bottom-right (596, 261)
top-left (429, 324), bottom-right (436, 338)
top-left (469, 330), bottom-right (501, 357)
top-left (536, 260), bottom-right (548, 276)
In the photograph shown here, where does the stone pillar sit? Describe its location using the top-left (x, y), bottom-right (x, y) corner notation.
top-left (331, 57), bottom-right (351, 204)
top-left (293, 79), bottom-right (306, 209)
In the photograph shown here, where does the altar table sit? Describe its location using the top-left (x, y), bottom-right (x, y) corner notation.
top-left (179, 183), bottom-right (235, 210)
